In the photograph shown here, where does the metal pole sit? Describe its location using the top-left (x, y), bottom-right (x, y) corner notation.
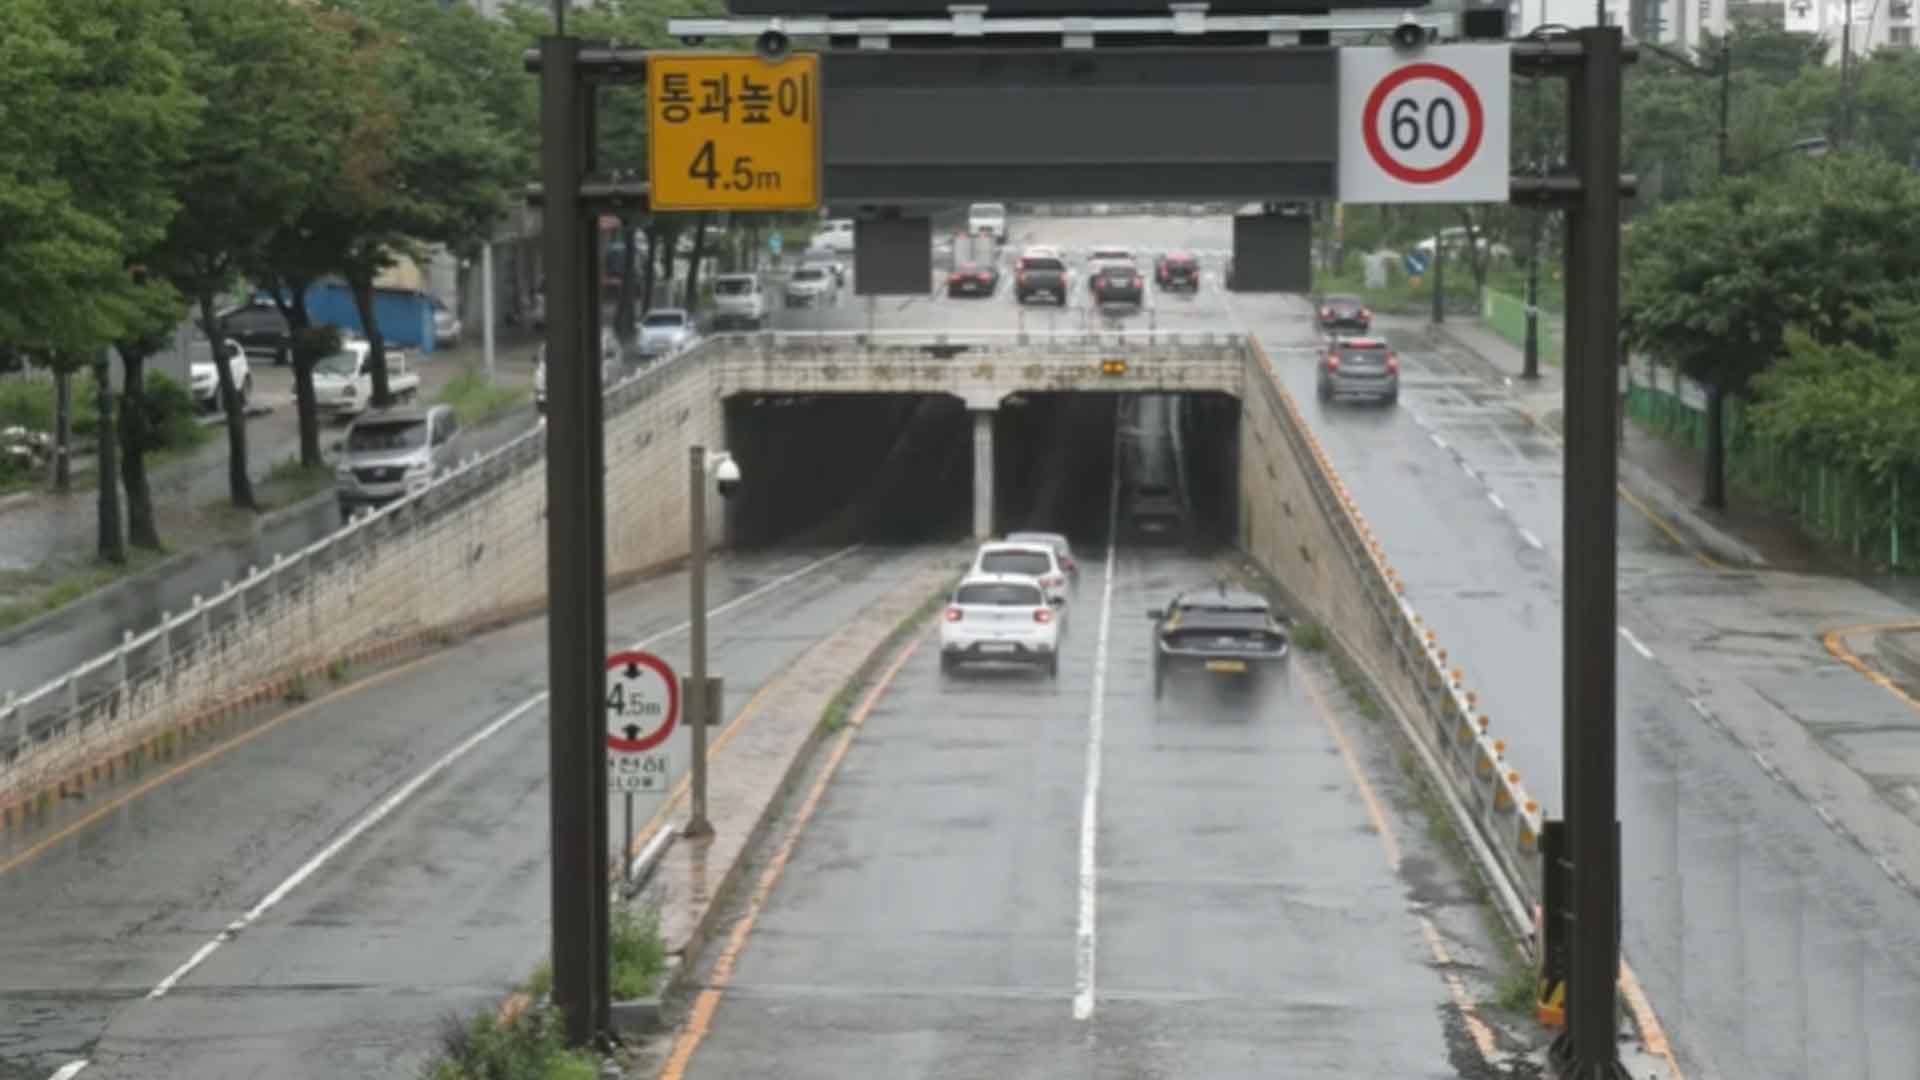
top-left (539, 34), bottom-right (607, 1047)
top-left (580, 79), bottom-right (610, 1033)
top-left (1430, 232), bottom-right (1445, 325)
top-left (1841, 0), bottom-right (1854, 148)
top-left (686, 445), bottom-right (714, 840)
top-left (623, 791), bottom-right (634, 880)
top-left (1523, 76), bottom-right (1542, 380)
top-left (1549, 25), bottom-right (1630, 1080)
top-left (482, 242), bottom-right (496, 382)
top-left (1717, 43), bottom-right (1731, 177)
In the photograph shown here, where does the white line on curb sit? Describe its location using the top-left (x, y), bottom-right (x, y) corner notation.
top-left (1074, 404), bottom-right (1122, 1023)
top-left (1430, 432), bottom-right (1448, 450)
top-left (142, 545), bottom-right (864, 1002)
top-left (1617, 626), bottom-right (1654, 661)
top-left (1519, 528), bottom-right (1544, 550)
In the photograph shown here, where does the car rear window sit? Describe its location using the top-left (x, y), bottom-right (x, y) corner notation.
top-left (1021, 258), bottom-right (1065, 272)
top-left (1091, 249), bottom-right (1131, 261)
top-left (956, 583), bottom-right (1043, 606)
top-left (713, 278), bottom-right (754, 295)
top-left (1338, 344), bottom-right (1391, 361)
top-left (348, 420), bottom-right (428, 452)
top-left (642, 313), bottom-right (686, 328)
top-left (1100, 266), bottom-right (1138, 278)
top-left (792, 268), bottom-right (827, 282)
top-left (980, 550), bottom-right (1052, 576)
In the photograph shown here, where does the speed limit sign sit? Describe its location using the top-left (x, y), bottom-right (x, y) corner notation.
top-left (1337, 46), bottom-right (1510, 204)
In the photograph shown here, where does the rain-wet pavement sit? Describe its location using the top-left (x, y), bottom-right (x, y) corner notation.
top-left (667, 544), bottom-right (1528, 1080)
top-left (0, 546), bottom-right (926, 1080)
top-left (1221, 287), bottom-right (1920, 1079)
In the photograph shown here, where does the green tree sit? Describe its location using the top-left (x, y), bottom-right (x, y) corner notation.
top-left (1624, 153), bottom-right (1920, 508)
top-left (150, 0), bottom-right (358, 511)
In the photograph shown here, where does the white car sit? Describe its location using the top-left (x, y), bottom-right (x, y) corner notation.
top-left (711, 274), bottom-right (768, 330)
top-left (1004, 531), bottom-right (1079, 581)
top-left (189, 338), bottom-right (252, 413)
top-left (432, 296), bottom-right (462, 348)
top-left (969, 541), bottom-right (1070, 609)
top-left (636, 309), bottom-right (697, 359)
top-left (783, 266), bottom-right (840, 307)
top-left (312, 341), bottom-right (418, 420)
top-left (939, 574), bottom-right (1060, 677)
top-left (810, 218), bottom-right (855, 254)
top-left (968, 202), bottom-right (1008, 243)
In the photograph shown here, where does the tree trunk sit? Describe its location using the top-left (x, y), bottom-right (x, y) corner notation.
top-left (50, 366), bottom-right (71, 492)
top-left (197, 292), bottom-right (257, 510)
top-left (119, 350), bottom-right (161, 551)
top-left (94, 350), bottom-right (124, 563)
top-left (684, 212), bottom-right (713, 312)
top-left (1703, 383), bottom-right (1727, 510)
top-left (347, 273), bottom-right (393, 407)
top-left (640, 223), bottom-right (662, 314)
top-left (656, 223), bottom-right (681, 309)
top-left (615, 222), bottom-right (641, 343)
top-left (269, 277), bottom-right (324, 468)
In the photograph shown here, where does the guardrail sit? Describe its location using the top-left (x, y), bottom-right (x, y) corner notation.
top-left (0, 343), bottom-right (715, 806)
top-left (1245, 342), bottom-right (1545, 916)
top-left (706, 328), bottom-right (1254, 349)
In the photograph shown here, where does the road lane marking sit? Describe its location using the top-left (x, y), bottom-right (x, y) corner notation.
top-left (47, 1060), bottom-right (88, 1080)
top-left (657, 629), bottom-right (929, 1080)
top-left (132, 545), bottom-right (863, 1001)
top-left (1429, 432), bottom-right (1448, 450)
top-left (1822, 623), bottom-right (1920, 715)
top-left (1618, 626), bottom-right (1654, 660)
top-left (1073, 400), bottom-right (1124, 1023)
top-left (1487, 492), bottom-right (1505, 512)
top-left (1459, 460), bottom-right (1478, 481)
top-left (1519, 528), bottom-right (1544, 550)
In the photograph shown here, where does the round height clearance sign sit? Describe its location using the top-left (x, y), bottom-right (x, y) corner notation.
top-left (607, 650), bottom-right (678, 794)
top-left (1337, 46), bottom-right (1511, 205)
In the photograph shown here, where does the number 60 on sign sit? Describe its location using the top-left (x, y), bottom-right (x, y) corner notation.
top-left (647, 53), bottom-right (822, 212)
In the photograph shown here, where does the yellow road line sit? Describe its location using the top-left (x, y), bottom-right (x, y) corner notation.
top-left (0, 649), bottom-right (447, 879)
top-left (1823, 622), bottom-right (1920, 715)
top-left (656, 629), bottom-right (927, 1080)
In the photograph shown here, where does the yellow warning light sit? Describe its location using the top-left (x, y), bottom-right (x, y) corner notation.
top-left (1101, 359), bottom-right (1128, 376)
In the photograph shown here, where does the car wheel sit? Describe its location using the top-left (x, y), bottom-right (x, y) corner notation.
top-left (1152, 661), bottom-right (1164, 699)
top-left (1317, 381), bottom-right (1332, 403)
top-left (940, 653), bottom-right (958, 675)
top-left (1046, 654), bottom-right (1059, 678)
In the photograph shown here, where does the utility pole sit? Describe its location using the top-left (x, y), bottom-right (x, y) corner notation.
top-left (1523, 72), bottom-right (1543, 380)
top-left (1430, 230), bottom-right (1445, 325)
top-left (686, 445), bottom-right (714, 840)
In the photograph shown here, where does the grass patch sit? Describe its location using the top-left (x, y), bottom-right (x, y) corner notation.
top-left (284, 673), bottom-right (309, 704)
top-left (425, 1004), bottom-right (600, 1080)
top-left (436, 365), bottom-right (531, 427)
top-left (525, 961), bottom-right (554, 1002)
top-left (1291, 620), bottom-right (1329, 652)
top-left (258, 458), bottom-right (336, 511)
top-left (327, 657), bottom-right (351, 682)
top-left (610, 907), bottom-right (667, 1000)
top-left (1494, 958), bottom-right (1538, 1015)
top-left (0, 547), bottom-right (166, 631)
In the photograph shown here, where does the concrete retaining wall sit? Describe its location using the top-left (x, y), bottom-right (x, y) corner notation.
top-left (1, 348), bottom-right (725, 818)
top-left (1237, 341), bottom-right (1545, 910)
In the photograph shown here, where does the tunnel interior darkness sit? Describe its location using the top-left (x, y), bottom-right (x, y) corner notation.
top-left (721, 390), bottom-right (1240, 551)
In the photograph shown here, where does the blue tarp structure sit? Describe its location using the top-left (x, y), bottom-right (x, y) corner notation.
top-left (257, 279), bottom-right (438, 353)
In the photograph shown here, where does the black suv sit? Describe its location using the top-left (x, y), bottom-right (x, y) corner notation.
top-left (1090, 263), bottom-right (1144, 306)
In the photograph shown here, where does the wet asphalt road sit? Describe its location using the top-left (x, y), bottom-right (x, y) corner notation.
top-left (0, 546), bottom-right (928, 1079)
top-left (1221, 287), bottom-right (1920, 1078)
top-left (675, 543), bottom-right (1491, 1080)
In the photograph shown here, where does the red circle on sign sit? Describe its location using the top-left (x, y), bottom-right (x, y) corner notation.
top-left (1361, 62), bottom-right (1486, 185)
top-left (606, 650), bottom-right (679, 753)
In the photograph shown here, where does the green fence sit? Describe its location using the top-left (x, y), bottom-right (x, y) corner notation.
top-left (1627, 376), bottom-right (1920, 569)
top-left (1481, 289), bottom-right (1565, 367)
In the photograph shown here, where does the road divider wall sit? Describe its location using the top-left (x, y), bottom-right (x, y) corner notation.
top-left (0, 348), bottom-right (725, 818)
top-left (1238, 341), bottom-right (1545, 912)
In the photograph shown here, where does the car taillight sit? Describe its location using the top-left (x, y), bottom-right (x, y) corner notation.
top-left (976, 273), bottom-right (990, 282)
top-left (1326, 355), bottom-right (1341, 371)
top-left (1386, 354), bottom-right (1400, 374)
top-left (1034, 608), bottom-right (1053, 624)
top-left (945, 606), bottom-right (963, 622)
top-left (1062, 556), bottom-right (1076, 571)
top-left (1321, 307), bottom-right (1332, 318)
top-left (1018, 272), bottom-right (1029, 286)
top-left (1360, 307), bottom-right (1372, 320)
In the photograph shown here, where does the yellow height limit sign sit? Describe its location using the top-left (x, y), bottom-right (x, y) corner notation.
top-left (647, 53), bottom-right (821, 212)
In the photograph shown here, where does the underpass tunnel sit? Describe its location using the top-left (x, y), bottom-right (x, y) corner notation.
top-left (724, 393), bottom-right (972, 547)
top-left (992, 393), bottom-right (1121, 549)
top-left (1176, 392), bottom-right (1242, 547)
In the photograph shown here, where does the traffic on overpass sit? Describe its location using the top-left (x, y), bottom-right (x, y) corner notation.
top-left (4, 3), bottom-right (1912, 1080)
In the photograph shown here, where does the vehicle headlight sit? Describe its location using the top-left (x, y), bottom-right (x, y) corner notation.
top-left (405, 460), bottom-right (433, 476)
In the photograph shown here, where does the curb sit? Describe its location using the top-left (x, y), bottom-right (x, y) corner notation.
top-left (1875, 629), bottom-right (1920, 700)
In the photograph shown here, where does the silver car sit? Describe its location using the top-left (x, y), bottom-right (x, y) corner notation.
top-left (784, 266), bottom-right (839, 307)
top-left (334, 404), bottom-right (462, 522)
top-left (636, 309), bottom-right (696, 359)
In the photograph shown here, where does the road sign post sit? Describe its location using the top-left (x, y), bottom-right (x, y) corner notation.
top-left (1338, 45), bottom-right (1511, 204)
top-left (648, 53), bottom-right (822, 212)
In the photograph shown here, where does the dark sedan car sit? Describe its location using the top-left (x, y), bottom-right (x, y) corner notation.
top-left (1148, 584), bottom-right (1291, 698)
top-left (946, 261), bottom-right (1000, 297)
top-left (1155, 252), bottom-right (1201, 291)
top-left (1317, 294), bottom-right (1372, 334)
top-left (219, 302), bottom-right (292, 363)
top-left (1090, 263), bottom-right (1144, 306)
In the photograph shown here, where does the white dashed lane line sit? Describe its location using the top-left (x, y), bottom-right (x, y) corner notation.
top-left (1617, 625), bottom-right (1655, 661)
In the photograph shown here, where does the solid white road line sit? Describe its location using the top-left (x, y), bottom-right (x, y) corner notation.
top-left (1487, 492), bottom-right (1506, 512)
top-left (1074, 406), bottom-right (1123, 1022)
top-left (1430, 432), bottom-right (1448, 450)
top-left (1519, 528), bottom-right (1544, 550)
top-left (1617, 625), bottom-right (1655, 661)
top-left (47, 1061), bottom-right (89, 1080)
top-left (142, 544), bottom-right (864, 1002)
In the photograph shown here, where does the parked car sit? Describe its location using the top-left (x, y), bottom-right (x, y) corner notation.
top-left (711, 274), bottom-right (768, 330)
top-left (218, 302), bottom-right (291, 363)
top-left (946, 260), bottom-right (1000, 298)
top-left (636, 309), bottom-right (698, 359)
top-left (1146, 583), bottom-right (1290, 698)
top-left (333, 404), bottom-right (462, 522)
top-left (1317, 294), bottom-right (1372, 334)
top-left (784, 266), bottom-right (840, 308)
top-left (432, 296), bottom-right (463, 348)
top-left (1155, 252), bottom-right (1201, 291)
top-left (939, 574), bottom-right (1060, 677)
top-left (1315, 337), bottom-right (1400, 406)
top-left (189, 339), bottom-right (252, 412)
top-left (313, 340), bottom-right (419, 421)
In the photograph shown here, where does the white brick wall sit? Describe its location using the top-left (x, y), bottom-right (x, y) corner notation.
top-left (1, 349), bottom-right (724, 807)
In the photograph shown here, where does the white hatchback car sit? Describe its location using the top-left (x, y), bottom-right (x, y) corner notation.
top-left (969, 542), bottom-right (1070, 609)
top-left (940, 574), bottom-right (1060, 677)
top-left (1004, 531), bottom-right (1078, 582)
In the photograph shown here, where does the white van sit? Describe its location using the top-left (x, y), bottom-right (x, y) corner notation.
top-left (810, 219), bottom-right (855, 254)
top-left (968, 203), bottom-right (1008, 243)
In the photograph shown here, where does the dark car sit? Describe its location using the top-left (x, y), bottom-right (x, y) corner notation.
top-left (1126, 483), bottom-right (1183, 542)
top-left (1317, 294), bottom-right (1372, 334)
top-left (1014, 253), bottom-right (1070, 305)
top-left (1090, 263), bottom-right (1144, 306)
top-left (1147, 583), bottom-right (1291, 698)
top-left (1155, 252), bottom-right (1201, 291)
top-left (1316, 337), bottom-right (1400, 406)
top-left (946, 260), bottom-right (999, 297)
top-left (220, 302), bottom-right (292, 363)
